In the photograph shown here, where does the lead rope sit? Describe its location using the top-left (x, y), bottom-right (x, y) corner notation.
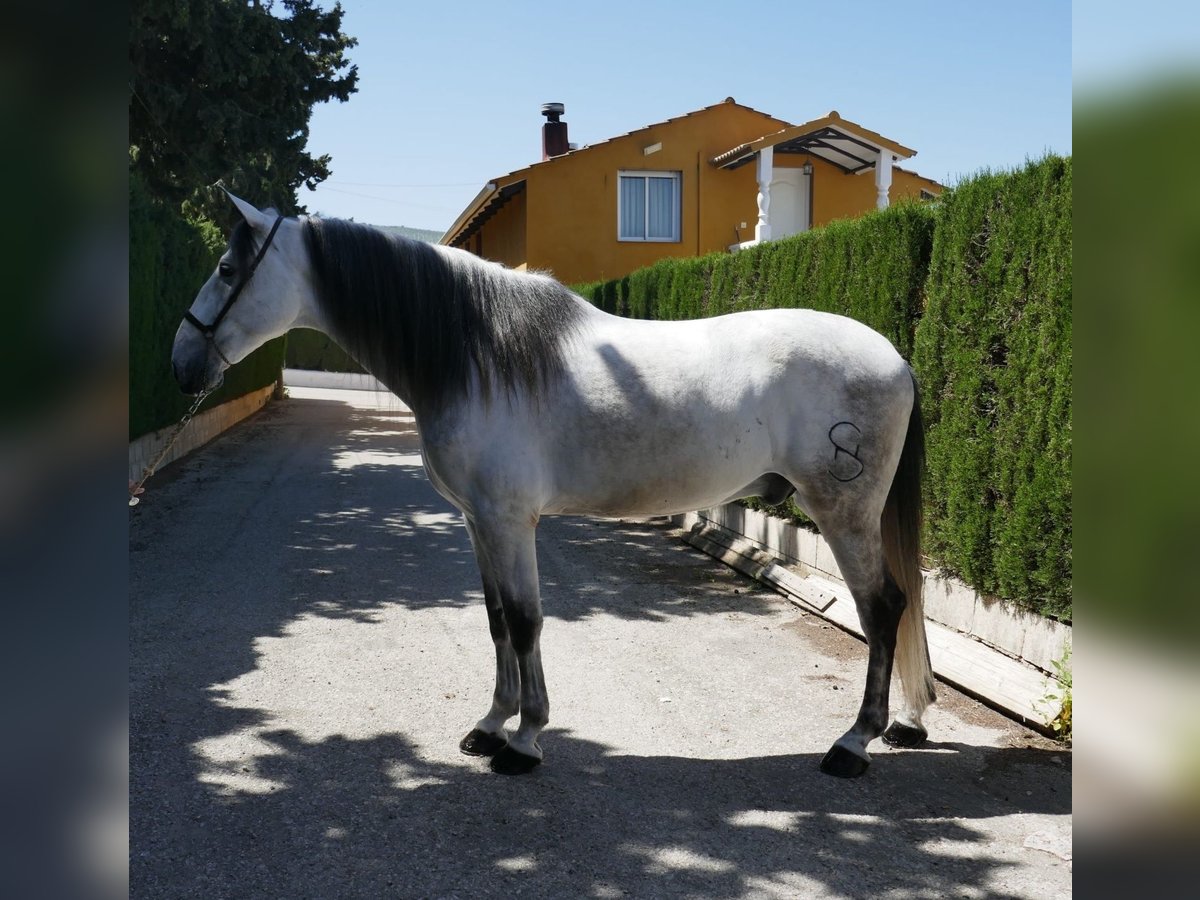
top-left (128, 387), bottom-right (214, 507)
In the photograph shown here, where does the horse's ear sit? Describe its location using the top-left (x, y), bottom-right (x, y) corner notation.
top-left (223, 190), bottom-right (272, 231)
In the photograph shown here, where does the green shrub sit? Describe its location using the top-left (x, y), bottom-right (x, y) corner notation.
top-left (130, 173), bottom-right (286, 440)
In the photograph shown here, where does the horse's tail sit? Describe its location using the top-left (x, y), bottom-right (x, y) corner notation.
top-left (881, 368), bottom-right (936, 715)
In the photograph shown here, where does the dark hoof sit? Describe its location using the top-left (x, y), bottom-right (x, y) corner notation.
top-left (882, 721), bottom-right (928, 748)
top-left (820, 744), bottom-right (870, 778)
top-left (489, 745), bottom-right (542, 775)
top-left (459, 728), bottom-right (507, 757)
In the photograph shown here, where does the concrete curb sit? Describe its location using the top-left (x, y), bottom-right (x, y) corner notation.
top-left (673, 507), bottom-right (1069, 729)
top-left (676, 504), bottom-right (1071, 672)
top-left (129, 383), bottom-right (276, 484)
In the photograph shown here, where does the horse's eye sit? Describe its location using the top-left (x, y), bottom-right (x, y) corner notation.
top-left (218, 262), bottom-right (234, 278)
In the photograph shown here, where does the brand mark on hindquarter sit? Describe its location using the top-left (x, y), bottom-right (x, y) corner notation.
top-left (828, 421), bottom-right (864, 482)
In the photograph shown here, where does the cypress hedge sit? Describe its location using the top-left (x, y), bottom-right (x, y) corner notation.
top-left (913, 157), bottom-right (1072, 619)
top-left (130, 174), bottom-right (286, 440)
top-left (284, 327), bottom-right (365, 373)
top-left (577, 202), bottom-right (935, 355)
top-left (575, 157), bottom-right (1071, 620)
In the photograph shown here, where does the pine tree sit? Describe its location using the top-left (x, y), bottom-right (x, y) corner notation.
top-left (129, 0), bottom-right (358, 217)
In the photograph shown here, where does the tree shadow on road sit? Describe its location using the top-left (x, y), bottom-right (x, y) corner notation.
top-left (133, 721), bottom-right (1069, 899)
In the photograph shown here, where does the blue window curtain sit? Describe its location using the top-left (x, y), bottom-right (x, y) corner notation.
top-left (619, 172), bottom-right (678, 241)
top-left (647, 176), bottom-right (676, 240)
top-left (619, 176), bottom-right (645, 240)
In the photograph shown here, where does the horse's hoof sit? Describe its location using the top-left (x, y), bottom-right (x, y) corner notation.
top-left (820, 744), bottom-right (870, 778)
top-left (882, 721), bottom-right (928, 748)
top-left (490, 745), bottom-right (542, 775)
top-left (459, 728), bottom-right (508, 757)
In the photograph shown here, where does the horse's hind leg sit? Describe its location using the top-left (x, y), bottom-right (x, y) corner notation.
top-left (812, 519), bottom-right (906, 778)
top-left (462, 517), bottom-right (548, 775)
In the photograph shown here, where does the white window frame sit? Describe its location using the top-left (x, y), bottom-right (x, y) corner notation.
top-left (617, 170), bottom-right (681, 243)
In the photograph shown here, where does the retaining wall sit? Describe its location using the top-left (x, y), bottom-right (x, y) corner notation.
top-left (128, 382), bottom-right (276, 485)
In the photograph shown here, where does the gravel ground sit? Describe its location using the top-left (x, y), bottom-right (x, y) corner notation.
top-left (130, 387), bottom-right (1071, 899)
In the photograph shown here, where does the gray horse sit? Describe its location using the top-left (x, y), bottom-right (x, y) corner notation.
top-left (172, 194), bottom-right (935, 778)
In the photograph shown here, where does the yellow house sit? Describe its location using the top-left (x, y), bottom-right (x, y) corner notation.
top-left (441, 98), bottom-right (943, 286)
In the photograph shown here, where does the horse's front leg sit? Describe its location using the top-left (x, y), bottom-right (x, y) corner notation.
top-left (458, 553), bottom-right (519, 758)
top-left (461, 517), bottom-right (547, 775)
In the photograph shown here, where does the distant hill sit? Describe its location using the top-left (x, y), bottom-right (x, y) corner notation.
top-left (375, 224), bottom-right (443, 243)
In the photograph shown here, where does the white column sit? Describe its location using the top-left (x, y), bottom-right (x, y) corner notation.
top-left (755, 146), bottom-right (774, 242)
top-left (802, 163), bottom-right (813, 231)
top-left (875, 151), bottom-right (893, 210)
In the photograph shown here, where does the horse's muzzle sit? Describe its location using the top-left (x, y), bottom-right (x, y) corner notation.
top-left (171, 327), bottom-right (222, 395)
top-left (172, 356), bottom-right (199, 396)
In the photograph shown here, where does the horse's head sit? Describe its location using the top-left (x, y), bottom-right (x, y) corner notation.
top-left (172, 193), bottom-right (310, 395)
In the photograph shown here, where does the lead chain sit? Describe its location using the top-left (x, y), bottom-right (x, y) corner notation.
top-left (128, 388), bottom-right (213, 507)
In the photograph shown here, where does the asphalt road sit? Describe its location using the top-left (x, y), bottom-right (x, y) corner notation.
top-left (130, 387), bottom-right (1072, 899)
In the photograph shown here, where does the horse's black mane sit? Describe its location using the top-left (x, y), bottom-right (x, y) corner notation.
top-left (296, 217), bottom-right (583, 411)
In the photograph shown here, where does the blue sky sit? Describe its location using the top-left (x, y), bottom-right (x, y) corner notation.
top-left (300, 0), bottom-right (1072, 231)
top-left (1073, 0), bottom-right (1200, 93)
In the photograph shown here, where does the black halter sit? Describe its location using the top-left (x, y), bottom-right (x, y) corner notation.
top-left (184, 215), bottom-right (285, 365)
